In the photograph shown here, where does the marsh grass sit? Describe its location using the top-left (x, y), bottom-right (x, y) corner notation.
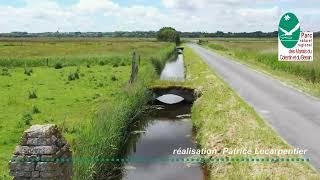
top-left (21, 113), bottom-right (32, 125)
top-left (24, 66), bottom-right (33, 76)
top-left (0, 38), bottom-right (176, 179)
top-left (0, 67), bottom-right (10, 76)
top-left (73, 81), bottom-right (151, 179)
top-left (28, 90), bottom-right (37, 99)
top-left (31, 105), bottom-right (41, 114)
top-left (73, 44), bottom-right (176, 179)
top-left (150, 45), bottom-right (177, 75)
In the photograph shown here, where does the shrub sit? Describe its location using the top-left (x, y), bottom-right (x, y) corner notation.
top-left (22, 113), bottom-right (32, 125)
top-left (32, 105), bottom-right (41, 114)
top-left (157, 27), bottom-right (180, 44)
top-left (28, 90), bottom-right (37, 99)
top-left (54, 62), bottom-right (63, 69)
top-left (120, 62), bottom-right (126, 66)
top-left (113, 63), bottom-right (119, 68)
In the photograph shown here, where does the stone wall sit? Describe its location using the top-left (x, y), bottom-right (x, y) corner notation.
top-left (9, 124), bottom-right (72, 180)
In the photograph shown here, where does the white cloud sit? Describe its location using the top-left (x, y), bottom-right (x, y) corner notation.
top-left (0, 0), bottom-right (318, 32)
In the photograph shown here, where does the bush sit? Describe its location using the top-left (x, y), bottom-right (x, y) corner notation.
top-left (157, 27), bottom-right (180, 44)
top-left (28, 90), bottom-right (37, 99)
top-left (32, 105), bottom-right (41, 114)
top-left (22, 113), bottom-right (32, 125)
top-left (54, 62), bottom-right (63, 69)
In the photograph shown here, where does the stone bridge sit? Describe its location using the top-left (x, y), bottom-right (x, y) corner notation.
top-left (150, 86), bottom-right (197, 104)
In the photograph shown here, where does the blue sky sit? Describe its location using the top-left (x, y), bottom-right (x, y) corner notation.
top-left (0, 0), bottom-right (319, 33)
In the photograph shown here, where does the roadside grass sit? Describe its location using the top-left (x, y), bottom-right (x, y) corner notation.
top-left (201, 38), bottom-right (320, 97)
top-left (184, 47), bottom-right (319, 179)
top-left (0, 38), bottom-right (176, 179)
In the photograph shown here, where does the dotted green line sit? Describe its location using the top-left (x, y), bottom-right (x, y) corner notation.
top-left (13, 157), bottom-right (310, 163)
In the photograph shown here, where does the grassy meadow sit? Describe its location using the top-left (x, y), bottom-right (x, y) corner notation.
top-left (200, 38), bottom-right (320, 97)
top-left (0, 38), bottom-right (175, 179)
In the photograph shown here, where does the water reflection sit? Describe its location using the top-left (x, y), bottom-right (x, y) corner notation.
top-left (157, 94), bottom-right (184, 104)
top-left (160, 54), bottom-right (185, 81)
top-left (121, 104), bottom-right (203, 180)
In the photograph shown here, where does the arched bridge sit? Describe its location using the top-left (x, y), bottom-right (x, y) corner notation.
top-left (150, 86), bottom-right (197, 104)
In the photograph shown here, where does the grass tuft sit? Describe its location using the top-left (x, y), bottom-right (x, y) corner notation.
top-left (28, 90), bottom-right (38, 99)
top-left (54, 62), bottom-right (63, 69)
top-left (31, 105), bottom-right (41, 114)
top-left (24, 66), bottom-right (33, 76)
top-left (0, 68), bottom-right (11, 76)
top-left (21, 113), bottom-right (32, 125)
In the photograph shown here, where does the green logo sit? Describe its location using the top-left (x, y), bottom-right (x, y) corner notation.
top-left (278, 12), bottom-right (300, 48)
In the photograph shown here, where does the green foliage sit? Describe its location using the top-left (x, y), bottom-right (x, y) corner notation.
top-left (157, 27), bottom-right (180, 44)
top-left (31, 105), bottom-right (41, 114)
top-left (24, 66), bottom-right (33, 76)
top-left (150, 44), bottom-right (177, 75)
top-left (54, 62), bottom-right (63, 69)
top-left (208, 43), bottom-right (228, 51)
top-left (0, 38), bottom-right (174, 178)
top-left (68, 67), bottom-right (80, 81)
top-left (197, 39), bottom-right (209, 45)
top-left (0, 68), bottom-right (10, 76)
top-left (111, 75), bottom-right (117, 81)
top-left (28, 90), bottom-right (37, 99)
top-left (21, 113), bottom-right (32, 125)
top-left (74, 81), bottom-right (151, 179)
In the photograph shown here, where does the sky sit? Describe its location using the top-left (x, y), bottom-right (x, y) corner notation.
top-left (0, 0), bottom-right (319, 33)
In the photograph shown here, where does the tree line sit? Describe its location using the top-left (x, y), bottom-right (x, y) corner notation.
top-left (0, 30), bottom-right (319, 38)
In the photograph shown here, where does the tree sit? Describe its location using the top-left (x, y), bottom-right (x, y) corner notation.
top-left (157, 27), bottom-right (180, 44)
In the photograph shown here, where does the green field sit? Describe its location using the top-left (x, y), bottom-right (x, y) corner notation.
top-left (0, 38), bottom-right (175, 179)
top-left (201, 38), bottom-right (320, 96)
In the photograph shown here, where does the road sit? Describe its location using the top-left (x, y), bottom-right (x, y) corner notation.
top-left (188, 43), bottom-right (320, 170)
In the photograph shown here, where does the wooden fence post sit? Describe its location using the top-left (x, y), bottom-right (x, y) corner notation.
top-left (129, 51), bottom-right (139, 83)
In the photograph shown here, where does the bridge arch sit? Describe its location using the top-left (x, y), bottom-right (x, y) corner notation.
top-left (150, 86), bottom-right (197, 104)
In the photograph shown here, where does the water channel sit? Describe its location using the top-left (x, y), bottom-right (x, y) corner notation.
top-left (120, 53), bottom-right (204, 180)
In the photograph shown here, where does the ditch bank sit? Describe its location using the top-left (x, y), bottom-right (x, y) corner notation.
top-left (183, 46), bottom-right (319, 179)
top-left (114, 53), bottom-right (206, 179)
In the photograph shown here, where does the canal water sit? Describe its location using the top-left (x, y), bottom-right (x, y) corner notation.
top-left (121, 54), bottom-right (204, 180)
